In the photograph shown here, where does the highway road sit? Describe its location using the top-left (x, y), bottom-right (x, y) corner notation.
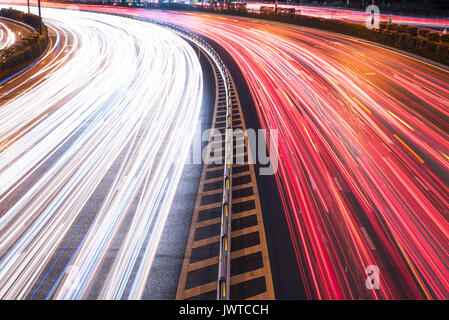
top-left (0, 6), bottom-right (203, 299)
top-left (119, 9), bottom-right (449, 300)
top-left (2, 3), bottom-right (449, 300)
top-left (0, 19), bottom-right (18, 50)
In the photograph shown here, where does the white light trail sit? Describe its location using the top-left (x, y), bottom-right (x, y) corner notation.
top-left (0, 6), bottom-right (203, 300)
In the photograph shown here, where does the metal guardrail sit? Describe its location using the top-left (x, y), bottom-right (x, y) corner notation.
top-left (145, 17), bottom-right (234, 301)
top-left (87, 10), bottom-right (234, 300)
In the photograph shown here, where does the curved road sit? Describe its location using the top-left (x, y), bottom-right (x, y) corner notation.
top-left (2, 3), bottom-right (449, 300)
top-left (130, 9), bottom-right (449, 300)
top-left (0, 17), bottom-right (32, 50)
top-left (0, 19), bottom-right (16, 50)
top-left (0, 7), bottom-right (203, 299)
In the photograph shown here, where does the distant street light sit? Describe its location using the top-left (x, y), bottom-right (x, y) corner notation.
top-left (27, 0), bottom-right (30, 13)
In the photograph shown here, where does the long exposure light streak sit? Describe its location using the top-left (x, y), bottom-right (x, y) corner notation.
top-left (2, 2), bottom-right (449, 300)
top-left (0, 6), bottom-right (203, 299)
top-left (6, 1), bottom-right (449, 29)
top-left (0, 18), bottom-right (28, 50)
top-left (0, 20), bottom-right (16, 50)
top-left (118, 8), bottom-right (449, 300)
top-left (245, 3), bottom-right (449, 29)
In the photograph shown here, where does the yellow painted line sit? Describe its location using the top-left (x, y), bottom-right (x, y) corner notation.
top-left (441, 151), bottom-right (449, 162)
top-left (181, 282), bottom-right (217, 300)
top-left (388, 111), bottom-right (414, 131)
top-left (343, 36), bottom-right (449, 76)
top-left (352, 97), bottom-right (372, 114)
top-left (394, 134), bottom-right (424, 164)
